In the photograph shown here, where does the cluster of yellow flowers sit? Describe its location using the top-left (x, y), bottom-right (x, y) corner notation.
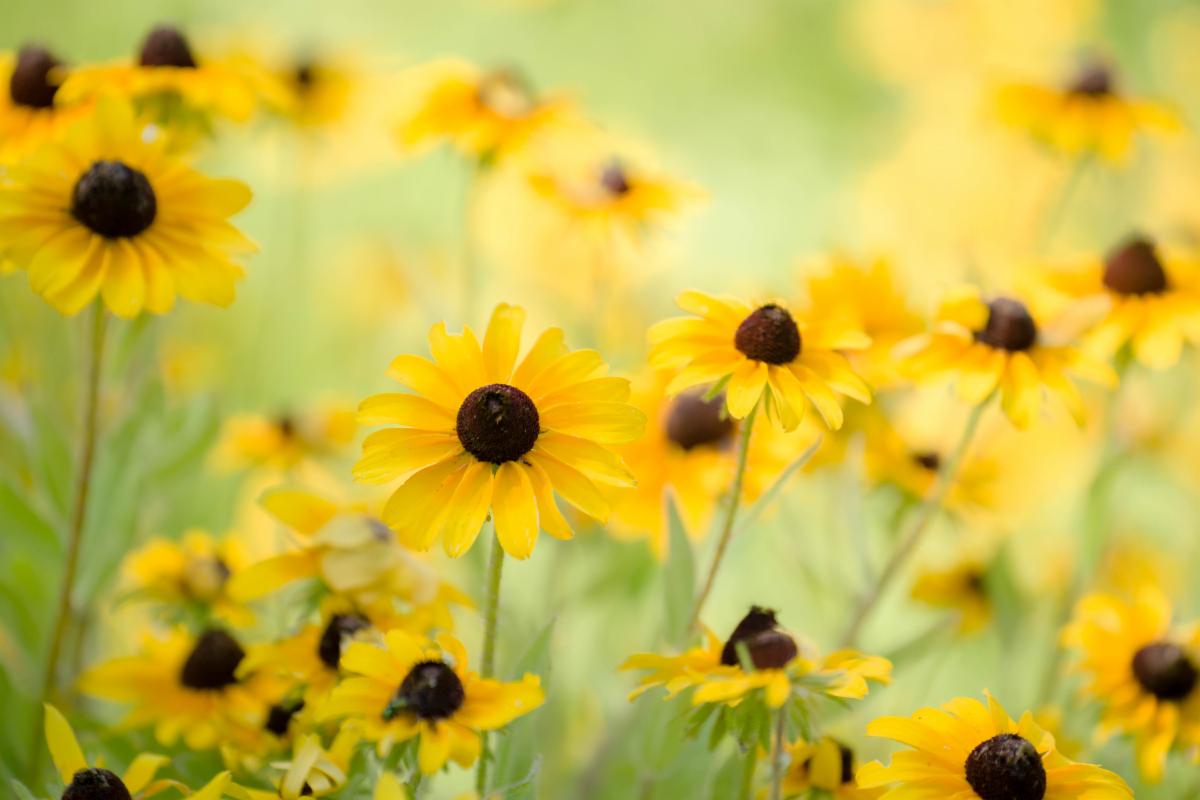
top-left (2, 12), bottom-right (1199, 800)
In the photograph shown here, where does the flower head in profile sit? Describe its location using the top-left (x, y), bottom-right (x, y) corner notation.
top-left (997, 59), bottom-right (1177, 162)
top-left (858, 692), bottom-right (1132, 799)
top-left (321, 629), bottom-right (544, 774)
top-left (783, 737), bottom-right (882, 799)
top-left (0, 45), bottom-right (92, 162)
top-left (121, 529), bottom-right (253, 628)
top-left (232, 730), bottom-right (360, 800)
top-left (1045, 235), bottom-right (1200, 370)
top-left (649, 291), bottom-right (871, 433)
top-left (212, 404), bottom-right (357, 474)
top-left (355, 303), bottom-right (644, 560)
top-left (898, 287), bottom-right (1115, 428)
top-left (0, 97), bottom-right (255, 317)
top-left (1062, 587), bottom-right (1200, 782)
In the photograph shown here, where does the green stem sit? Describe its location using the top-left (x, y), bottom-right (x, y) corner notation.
top-left (29, 302), bottom-right (107, 780)
top-left (690, 404), bottom-right (758, 629)
top-left (739, 742), bottom-right (759, 800)
top-left (769, 707), bottom-right (786, 800)
top-left (839, 398), bottom-right (989, 647)
top-left (475, 528), bottom-right (505, 795)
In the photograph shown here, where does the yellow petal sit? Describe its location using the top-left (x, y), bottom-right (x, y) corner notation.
top-left (418, 724), bottom-right (452, 774)
top-left (374, 772), bottom-right (408, 800)
top-left (440, 461), bottom-right (495, 558)
top-left (483, 303), bottom-right (526, 382)
top-left (44, 705), bottom-right (88, 784)
top-left (492, 462), bottom-right (539, 559)
top-left (121, 753), bottom-right (169, 794)
top-left (260, 488), bottom-right (339, 534)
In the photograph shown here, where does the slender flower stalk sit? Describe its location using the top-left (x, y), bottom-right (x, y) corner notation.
top-left (739, 742), bottom-right (759, 800)
top-left (475, 525), bottom-right (506, 794)
top-left (30, 301), bottom-right (107, 777)
top-left (839, 397), bottom-right (990, 647)
top-left (769, 707), bottom-right (786, 800)
top-left (690, 404), bottom-right (758, 629)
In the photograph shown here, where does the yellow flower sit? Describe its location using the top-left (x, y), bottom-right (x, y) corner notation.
top-left (42, 704), bottom-right (228, 800)
top-left (321, 629), bottom-right (544, 774)
top-left (0, 97), bottom-right (255, 317)
top-left (997, 60), bottom-right (1178, 163)
top-left (608, 371), bottom-right (820, 559)
top-left (57, 25), bottom-right (279, 125)
top-left (858, 692), bottom-right (1133, 798)
top-left (79, 626), bottom-right (285, 752)
top-left (898, 287), bottom-right (1114, 428)
top-left (1062, 587), bottom-right (1200, 782)
top-left (355, 302), bottom-right (644, 560)
top-left (798, 255), bottom-right (924, 390)
top-left (1045, 235), bottom-right (1200, 370)
top-left (648, 291), bottom-right (871, 433)
top-left (0, 46), bottom-right (92, 162)
top-left (212, 405), bottom-right (357, 473)
top-left (623, 607), bottom-right (890, 709)
top-left (121, 529), bottom-right (253, 627)
top-left (395, 58), bottom-right (573, 162)
top-left (231, 730), bottom-right (359, 800)
top-left (782, 737), bottom-right (883, 799)
top-left (910, 556), bottom-right (993, 634)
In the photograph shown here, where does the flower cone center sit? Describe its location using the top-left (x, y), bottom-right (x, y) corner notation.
top-left (665, 392), bottom-right (734, 451)
top-left (964, 734), bottom-right (1046, 800)
top-left (976, 298), bottom-right (1037, 352)
top-left (139, 26), bottom-right (197, 68)
top-left (1133, 641), bottom-right (1198, 701)
top-left (734, 305), bottom-right (801, 365)
top-left (720, 606), bottom-right (798, 669)
top-left (10, 45), bottom-right (60, 108)
top-left (1104, 237), bottom-right (1169, 296)
top-left (387, 660), bottom-right (465, 721)
top-left (180, 628), bottom-right (245, 690)
top-left (318, 613), bottom-right (371, 669)
top-left (71, 160), bottom-right (158, 239)
top-left (456, 383), bottom-right (540, 464)
top-left (62, 768), bottom-right (132, 800)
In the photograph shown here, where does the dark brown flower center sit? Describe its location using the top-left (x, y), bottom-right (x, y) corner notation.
top-left (975, 298), bottom-right (1037, 352)
top-left (71, 160), bottom-right (158, 239)
top-left (139, 25), bottom-right (197, 68)
top-left (964, 734), bottom-right (1046, 800)
top-left (264, 699), bottom-right (305, 737)
top-left (912, 450), bottom-right (941, 472)
top-left (276, 414), bottom-right (297, 439)
top-left (734, 305), bottom-right (802, 365)
top-left (600, 160), bottom-right (632, 197)
top-left (62, 768), bottom-right (132, 800)
top-left (180, 628), bottom-right (245, 690)
top-left (317, 613), bottom-right (371, 669)
top-left (294, 61), bottom-right (316, 91)
top-left (456, 383), bottom-right (540, 464)
top-left (720, 606), bottom-right (798, 669)
top-left (1068, 62), bottom-right (1114, 98)
top-left (384, 660), bottom-right (465, 721)
top-left (1103, 237), bottom-right (1169, 296)
top-left (1133, 642), bottom-right (1198, 701)
top-left (665, 392), bottom-right (734, 451)
top-left (10, 45), bottom-right (61, 109)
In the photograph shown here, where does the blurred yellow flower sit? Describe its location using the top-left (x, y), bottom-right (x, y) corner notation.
top-left (355, 302), bottom-right (644, 560)
top-left (649, 291), bottom-right (871, 432)
top-left (1063, 587), bottom-right (1200, 782)
top-left (0, 97), bottom-right (255, 317)
top-left (122, 529), bottom-right (254, 628)
top-left (782, 737), bottom-right (883, 799)
top-left (0, 46), bottom-right (91, 162)
top-left (321, 629), bottom-right (544, 773)
top-left (910, 555), bottom-right (993, 634)
top-left (233, 730), bottom-right (359, 800)
top-left (212, 404), bottom-right (356, 473)
top-left (858, 691), bottom-right (1132, 798)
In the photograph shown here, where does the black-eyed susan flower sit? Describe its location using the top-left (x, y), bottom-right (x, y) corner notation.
top-left (121, 529), bottom-right (253, 628)
top-left (782, 737), bottom-right (882, 799)
top-left (1062, 587), bottom-right (1200, 781)
top-left (355, 302), bottom-right (644, 560)
top-left (0, 45), bottom-right (91, 162)
top-left (79, 626), bottom-right (284, 751)
top-left (910, 555), bottom-right (993, 634)
top-left (648, 291), bottom-right (871, 433)
top-left (231, 730), bottom-right (359, 799)
top-left (898, 287), bottom-right (1115, 428)
top-left (396, 59), bottom-right (572, 163)
top-left (321, 629), bottom-right (544, 774)
top-left (997, 60), bottom-right (1178, 163)
top-left (857, 692), bottom-right (1133, 799)
top-left (0, 97), bottom-right (255, 317)
top-left (211, 404), bottom-right (357, 474)
top-left (1045, 235), bottom-right (1200, 370)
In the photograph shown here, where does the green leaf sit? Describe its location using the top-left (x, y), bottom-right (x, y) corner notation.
top-left (709, 747), bottom-right (746, 800)
top-left (662, 493), bottom-right (695, 648)
top-left (492, 619), bottom-right (554, 796)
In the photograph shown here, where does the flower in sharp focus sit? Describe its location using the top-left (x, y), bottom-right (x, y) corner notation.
top-left (1062, 587), bottom-right (1200, 782)
top-left (648, 291), bottom-right (872, 433)
top-left (897, 287), bottom-right (1115, 428)
top-left (212, 404), bottom-right (357, 473)
top-left (121, 529), bottom-right (253, 628)
top-left (354, 302), bottom-right (644, 560)
top-left (0, 97), bottom-right (255, 317)
top-left (782, 737), bottom-right (883, 799)
top-left (857, 691), bottom-right (1133, 799)
top-left (997, 59), bottom-right (1178, 163)
top-left (0, 45), bottom-right (92, 162)
top-left (321, 629), bottom-right (544, 774)
top-left (1044, 235), bottom-right (1200, 370)
top-left (79, 627), bottom-right (284, 751)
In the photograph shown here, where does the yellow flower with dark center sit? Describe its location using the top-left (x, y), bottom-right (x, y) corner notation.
top-left (1062, 587), bottom-right (1200, 782)
top-left (0, 97), bottom-right (255, 317)
top-left (0, 45), bottom-right (92, 162)
top-left (57, 25), bottom-right (278, 124)
top-left (212, 405), bottom-right (357, 473)
top-left (858, 692), bottom-right (1133, 799)
top-left (396, 58), bottom-right (573, 161)
top-left (898, 288), bottom-right (1115, 428)
top-left (1045, 235), bottom-right (1200, 369)
top-left (648, 291), bottom-right (871, 432)
top-left (79, 627), bottom-right (285, 751)
top-left (354, 302), bottom-right (644, 560)
top-left (782, 737), bottom-right (882, 799)
top-left (997, 60), bottom-right (1178, 162)
top-left (320, 629), bottom-right (544, 774)
top-left (910, 556), bottom-right (993, 634)
top-left (122, 530), bottom-right (253, 628)
top-left (623, 607), bottom-right (890, 709)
